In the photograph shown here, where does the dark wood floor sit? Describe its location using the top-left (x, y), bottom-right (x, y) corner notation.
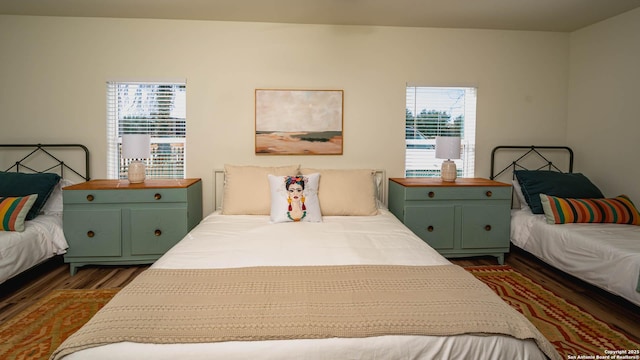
top-left (1, 246), bottom-right (639, 344)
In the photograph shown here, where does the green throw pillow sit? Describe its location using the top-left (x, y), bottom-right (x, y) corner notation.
top-left (514, 170), bottom-right (603, 214)
top-left (0, 172), bottom-right (61, 220)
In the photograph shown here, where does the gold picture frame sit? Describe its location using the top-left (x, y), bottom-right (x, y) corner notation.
top-left (255, 89), bottom-right (343, 155)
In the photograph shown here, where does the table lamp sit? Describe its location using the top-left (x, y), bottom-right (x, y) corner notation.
top-left (435, 136), bottom-right (461, 182)
top-left (121, 134), bottom-right (151, 184)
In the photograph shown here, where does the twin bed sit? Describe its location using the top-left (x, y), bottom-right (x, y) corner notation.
top-left (0, 144), bottom-right (89, 285)
top-left (491, 145), bottom-right (640, 308)
top-left (52, 165), bottom-right (559, 360)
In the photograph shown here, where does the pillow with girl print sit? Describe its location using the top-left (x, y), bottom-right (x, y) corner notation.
top-left (268, 173), bottom-right (322, 223)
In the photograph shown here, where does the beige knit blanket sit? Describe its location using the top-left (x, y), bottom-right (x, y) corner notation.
top-left (51, 265), bottom-right (560, 360)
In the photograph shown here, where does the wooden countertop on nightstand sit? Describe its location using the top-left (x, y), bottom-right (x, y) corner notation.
top-left (63, 178), bottom-right (201, 191)
top-left (389, 177), bottom-right (510, 187)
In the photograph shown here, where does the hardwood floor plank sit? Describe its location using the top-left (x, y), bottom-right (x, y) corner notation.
top-left (0, 258), bottom-right (150, 323)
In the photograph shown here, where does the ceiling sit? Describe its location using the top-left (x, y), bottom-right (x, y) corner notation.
top-left (2, 0), bottom-right (640, 32)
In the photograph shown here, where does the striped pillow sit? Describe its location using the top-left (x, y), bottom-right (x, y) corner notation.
top-left (540, 194), bottom-right (640, 225)
top-left (0, 194), bottom-right (38, 232)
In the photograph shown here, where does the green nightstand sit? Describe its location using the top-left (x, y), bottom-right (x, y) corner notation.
top-left (388, 177), bottom-right (511, 264)
top-left (63, 178), bottom-right (203, 275)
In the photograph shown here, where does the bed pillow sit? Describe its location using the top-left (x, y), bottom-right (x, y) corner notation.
top-left (540, 194), bottom-right (640, 225)
top-left (299, 168), bottom-right (378, 216)
top-left (41, 178), bottom-right (76, 215)
top-left (0, 172), bottom-right (61, 220)
top-left (0, 194), bottom-right (38, 232)
top-left (222, 164), bottom-right (300, 215)
top-left (512, 179), bottom-right (529, 210)
top-left (514, 170), bottom-right (603, 214)
top-left (268, 173), bottom-right (322, 223)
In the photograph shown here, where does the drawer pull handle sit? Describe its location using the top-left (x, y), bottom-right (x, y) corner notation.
top-left (155, 229), bottom-right (162, 236)
top-left (485, 191), bottom-right (492, 197)
top-left (86, 194), bottom-right (94, 202)
top-left (87, 230), bottom-right (95, 238)
top-left (427, 226), bottom-right (434, 232)
top-left (154, 193), bottom-right (162, 200)
top-left (428, 191), bottom-right (435, 198)
top-left (485, 225), bottom-right (492, 231)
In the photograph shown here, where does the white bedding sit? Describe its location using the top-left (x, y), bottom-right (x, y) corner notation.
top-left (64, 208), bottom-right (548, 360)
top-left (511, 208), bottom-right (640, 307)
top-left (0, 214), bottom-right (68, 284)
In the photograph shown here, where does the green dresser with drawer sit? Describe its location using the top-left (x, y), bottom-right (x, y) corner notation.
top-left (63, 178), bottom-right (202, 275)
top-left (388, 177), bottom-right (511, 264)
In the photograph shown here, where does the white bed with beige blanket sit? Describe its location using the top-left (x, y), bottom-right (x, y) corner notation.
top-left (53, 166), bottom-right (558, 360)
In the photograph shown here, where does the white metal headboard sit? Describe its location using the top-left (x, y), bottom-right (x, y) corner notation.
top-left (213, 169), bottom-right (387, 211)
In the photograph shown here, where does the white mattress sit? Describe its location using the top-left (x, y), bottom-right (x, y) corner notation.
top-left (0, 214), bottom-right (68, 284)
top-left (64, 208), bottom-right (548, 360)
top-left (511, 208), bottom-right (640, 307)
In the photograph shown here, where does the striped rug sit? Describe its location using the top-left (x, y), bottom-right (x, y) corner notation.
top-left (467, 265), bottom-right (640, 358)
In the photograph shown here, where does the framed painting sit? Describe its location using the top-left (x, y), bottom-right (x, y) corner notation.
top-left (255, 89), bottom-right (343, 155)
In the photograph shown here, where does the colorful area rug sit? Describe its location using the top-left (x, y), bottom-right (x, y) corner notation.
top-left (0, 288), bottom-right (119, 360)
top-left (1, 268), bottom-right (639, 359)
top-left (467, 265), bottom-right (640, 358)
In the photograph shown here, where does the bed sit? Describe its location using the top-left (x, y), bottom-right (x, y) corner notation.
top-left (0, 144), bottom-right (90, 285)
top-left (52, 165), bottom-right (559, 360)
top-left (491, 145), bottom-right (640, 307)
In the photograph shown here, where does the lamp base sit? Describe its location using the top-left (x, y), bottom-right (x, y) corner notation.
top-left (128, 160), bottom-right (146, 184)
top-left (441, 160), bottom-right (457, 182)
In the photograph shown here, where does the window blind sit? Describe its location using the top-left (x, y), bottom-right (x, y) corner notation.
top-left (107, 81), bottom-right (187, 179)
top-left (405, 86), bottom-right (476, 178)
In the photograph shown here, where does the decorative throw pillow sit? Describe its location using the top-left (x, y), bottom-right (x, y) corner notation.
top-left (268, 173), bottom-right (322, 223)
top-left (221, 164), bottom-right (300, 215)
top-left (0, 194), bottom-right (38, 232)
top-left (540, 194), bottom-right (640, 225)
top-left (514, 170), bottom-right (603, 214)
top-left (299, 168), bottom-right (378, 216)
top-left (0, 171), bottom-right (61, 220)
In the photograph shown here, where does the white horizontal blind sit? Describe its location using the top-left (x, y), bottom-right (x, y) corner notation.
top-left (107, 81), bottom-right (187, 179)
top-left (405, 86), bottom-right (476, 178)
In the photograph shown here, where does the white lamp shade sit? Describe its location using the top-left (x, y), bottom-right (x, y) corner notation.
top-left (435, 136), bottom-right (461, 160)
top-left (122, 134), bottom-right (151, 159)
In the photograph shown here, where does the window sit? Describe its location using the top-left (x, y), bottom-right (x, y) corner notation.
top-left (405, 86), bottom-right (476, 178)
top-left (107, 81), bottom-right (187, 179)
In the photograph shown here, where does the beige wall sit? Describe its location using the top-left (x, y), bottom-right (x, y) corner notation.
top-left (0, 15), bottom-right (569, 215)
top-left (568, 7), bottom-right (640, 202)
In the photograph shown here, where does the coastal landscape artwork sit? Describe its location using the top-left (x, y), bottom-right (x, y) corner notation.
top-left (255, 89), bottom-right (343, 155)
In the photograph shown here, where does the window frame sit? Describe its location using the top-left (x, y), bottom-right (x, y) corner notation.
top-left (106, 80), bottom-right (187, 180)
top-left (405, 85), bottom-right (476, 178)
